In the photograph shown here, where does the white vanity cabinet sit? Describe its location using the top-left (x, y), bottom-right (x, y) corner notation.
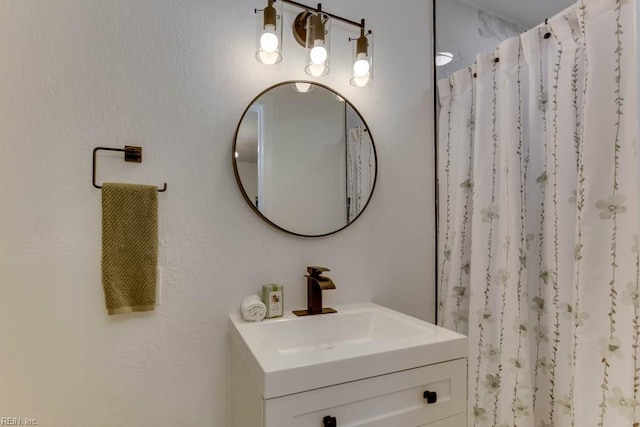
top-left (229, 303), bottom-right (468, 427)
top-left (231, 344), bottom-right (466, 426)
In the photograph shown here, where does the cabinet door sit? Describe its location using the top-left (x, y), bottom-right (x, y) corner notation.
top-left (264, 358), bottom-right (466, 427)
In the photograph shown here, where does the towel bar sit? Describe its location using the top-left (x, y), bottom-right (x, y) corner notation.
top-left (92, 146), bottom-right (167, 192)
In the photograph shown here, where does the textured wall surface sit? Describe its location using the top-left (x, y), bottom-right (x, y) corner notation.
top-left (0, 0), bottom-right (434, 425)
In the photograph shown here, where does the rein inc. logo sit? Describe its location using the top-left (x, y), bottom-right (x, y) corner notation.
top-left (1, 418), bottom-right (38, 426)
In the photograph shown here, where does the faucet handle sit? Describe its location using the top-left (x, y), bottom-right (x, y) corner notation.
top-left (307, 266), bottom-right (330, 276)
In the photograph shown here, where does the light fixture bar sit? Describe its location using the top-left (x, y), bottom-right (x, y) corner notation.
top-left (278, 0), bottom-right (364, 29)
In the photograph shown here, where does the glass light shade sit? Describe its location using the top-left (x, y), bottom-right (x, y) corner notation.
top-left (255, 1), bottom-right (282, 65)
top-left (304, 13), bottom-right (331, 77)
top-left (350, 32), bottom-right (373, 87)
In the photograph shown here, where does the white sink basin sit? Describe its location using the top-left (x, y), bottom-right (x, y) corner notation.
top-left (229, 302), bottom-right (467, 399)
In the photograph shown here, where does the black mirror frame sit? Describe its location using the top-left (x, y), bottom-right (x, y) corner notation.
top-left (232, 80), bottom-right (378, 238)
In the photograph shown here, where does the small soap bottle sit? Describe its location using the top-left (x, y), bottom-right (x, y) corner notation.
top-left (262, 284), bottom-right (284, 318)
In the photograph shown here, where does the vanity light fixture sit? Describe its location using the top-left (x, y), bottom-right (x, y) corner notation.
top-left (255, 0), bottom-right (283, 65)
top-left (303, 7), bottom-right (331, 77)
top-left (350, 24), bottom-right (373, 87)
top-left (254, 0), bottom-right (373, 87)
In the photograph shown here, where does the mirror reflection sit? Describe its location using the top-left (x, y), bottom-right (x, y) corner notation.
top-left (233, 82), bottom-right (376, 237)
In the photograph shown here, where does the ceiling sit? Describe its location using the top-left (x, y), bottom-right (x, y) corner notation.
top-left (460, 0), bottom-right (574, 28)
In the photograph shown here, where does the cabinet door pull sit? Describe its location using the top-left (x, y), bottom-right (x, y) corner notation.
top-left (423, 390), bottom-right (438, 404)
top-left (322, 415), bottom-right (337, 426)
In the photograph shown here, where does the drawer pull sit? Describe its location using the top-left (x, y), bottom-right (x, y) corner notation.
top-left (423, 390), bottom-right (438, 404)
top-left (322, 415), bottom-right (337, 426)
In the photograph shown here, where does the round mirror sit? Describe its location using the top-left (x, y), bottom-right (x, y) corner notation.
top-left (233, 81), bottom-right (377, 237)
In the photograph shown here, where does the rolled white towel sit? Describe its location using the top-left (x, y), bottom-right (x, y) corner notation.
top-left (241, 294), bottom-right (266, 322)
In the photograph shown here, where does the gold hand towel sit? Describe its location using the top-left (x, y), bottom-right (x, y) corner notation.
top-left (102, 183), bottom-right (158, 315)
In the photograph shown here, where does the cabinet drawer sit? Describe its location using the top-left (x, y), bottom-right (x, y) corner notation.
top-left (264, 358), bottom-right (466, 427)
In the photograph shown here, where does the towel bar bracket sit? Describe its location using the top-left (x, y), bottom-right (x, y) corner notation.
top-left (124, 146), bottom-right (142, 163)
top-left (93, 145), bottom-right (167, 192)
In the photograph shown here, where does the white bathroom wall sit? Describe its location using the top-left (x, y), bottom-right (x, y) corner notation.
top-left (0, 0), bottom-right (434, 426)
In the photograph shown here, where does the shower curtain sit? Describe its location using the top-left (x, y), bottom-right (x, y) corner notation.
top-left (437, 0), bottom-right (639, 426)
top-left (347, 125), bottom-right (375, 221)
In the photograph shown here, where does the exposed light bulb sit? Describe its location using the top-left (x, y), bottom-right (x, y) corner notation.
top-left (309, 45), bottom-right (327, 65)
top-left (353, 58), bottom-right (370, 77)
top-left (260, 26), bottom-right (278, 53)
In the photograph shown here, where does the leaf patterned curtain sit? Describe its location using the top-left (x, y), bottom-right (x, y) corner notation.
top-left (437, 0), bottom-right (639, 425)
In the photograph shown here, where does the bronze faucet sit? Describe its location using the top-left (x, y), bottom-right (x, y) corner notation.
top-left (293, 266), bottom-right (337, 316)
